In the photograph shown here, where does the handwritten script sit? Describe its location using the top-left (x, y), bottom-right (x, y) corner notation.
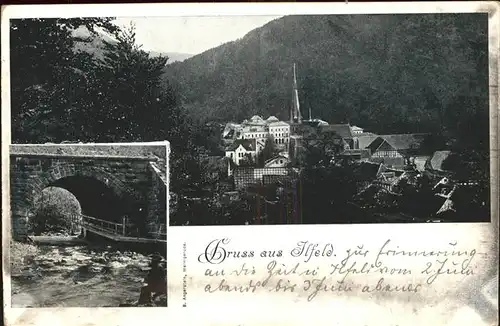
top-left (197, 239), bottom-right (477, 302)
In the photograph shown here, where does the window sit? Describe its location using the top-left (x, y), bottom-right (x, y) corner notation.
top-left (279, 160), bottom-right (283, 164)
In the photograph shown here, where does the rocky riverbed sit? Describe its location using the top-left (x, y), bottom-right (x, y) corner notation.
top-left (10, 241), bottom-right (167, 307)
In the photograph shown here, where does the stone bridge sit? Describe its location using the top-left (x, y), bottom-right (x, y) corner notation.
top-left (9, 142), bottom-right (169, 241)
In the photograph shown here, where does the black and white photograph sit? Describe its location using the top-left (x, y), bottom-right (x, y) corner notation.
top-left (1, 3), bottom-right (498, 326)
top-left (8, 14), bottom-right (489, 229)
top-left (7, 17), bottom-right (170, 307)
top-left (161, 13), bottom-right (490, 226)
top-left (3, 7), bottom-right (495, 303)
top-left (9, 143), bottom-right (168, 308)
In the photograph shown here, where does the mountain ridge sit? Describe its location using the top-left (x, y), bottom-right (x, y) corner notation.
top-left (72, 26), bottom-right (193, 64)
top-left (162, 14), bottom-right (489, 136)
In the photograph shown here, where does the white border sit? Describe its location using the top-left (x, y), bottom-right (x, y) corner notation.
top-left (2, 2), bottom-right (499, 326)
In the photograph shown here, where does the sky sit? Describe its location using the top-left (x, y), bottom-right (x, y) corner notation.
top-left (113, 16), bottom-right (283, 55)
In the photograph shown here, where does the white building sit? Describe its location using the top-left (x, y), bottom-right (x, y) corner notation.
top-left (351, 125), bottom-right (364, 135)
top-left (268, 121), bottom-right (290, 146)
top-left (225, 115), bottom-right (292, 160)
top-left (225, 139), bottom-right (257, 166)
top-left (247, 115), bottom-right (267, 126)
top-left (241, 125), bottom-right (268, 141)
top-left (264, 154), bottom-right (290, 168)
top-left (266, 116), bottom-right (279, 123)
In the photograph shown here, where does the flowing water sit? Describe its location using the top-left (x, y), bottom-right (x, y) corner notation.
top-left (11, 242), bottom-right (167, 307)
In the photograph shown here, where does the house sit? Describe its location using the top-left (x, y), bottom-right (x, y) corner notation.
top-left (225, 139), bottom-right (257, 166)
top-left (247, 115), bottom-right (266, 126)
top-left (256, 138), bottom-right (267, 153)
top-left (233, 167), bottom-right (290, 189)
top-left (425, 150), bottom-right (453, 176)
top-left (241, 125), bottom-right (268, 143)
top-left (268, 121), bottom-right (290, 146)
top-left (357, 133), bottom-right (379, 150)
top-left (367, 134), bottom-right (428, 168)
top-left (339, 149), bottom-right (372, 161)
top-left (266, 116), bottom-right (279, 123)
top-left (351, 125), bottom-right (364, 135)
top-left (433, 176), bottom-right (454, 196)
top-left (223, 123), bottom-right (242, 139)
top-left (264, 154), bottom-right (290, 168)
top-left (303, 119), bottom-right (329, 128)
top-left (319, 124), bottom-right (358, 149)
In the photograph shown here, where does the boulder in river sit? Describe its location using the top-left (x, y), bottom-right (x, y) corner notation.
top-left (93, 257), bottom-right (108, 264)
top-left (39, 261), bottom-right (55, 269)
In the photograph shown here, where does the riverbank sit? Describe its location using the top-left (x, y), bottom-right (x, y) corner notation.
top-left (10, 240), bottom-right (167, 307)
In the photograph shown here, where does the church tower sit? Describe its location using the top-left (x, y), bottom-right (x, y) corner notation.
top-left (290, 63), bottom-right (302, 124)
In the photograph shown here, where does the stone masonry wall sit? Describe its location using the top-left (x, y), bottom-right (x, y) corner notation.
top-left (10, 155), bottom-right (153, 239)
top-left (146, 162), bottom-right (168, 239)
top-left (10, 142), bottom-right (168, 159)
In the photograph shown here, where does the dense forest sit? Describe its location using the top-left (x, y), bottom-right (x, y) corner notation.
top-left (9, 18), bottom-right (207, 203)
top-left (10, 14), bottom-right (490, 152)
top-left (165, 14), bottom-right (489, 140)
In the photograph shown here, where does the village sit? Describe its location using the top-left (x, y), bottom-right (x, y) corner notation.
top-left (171, 64), bottom-right (488, 226)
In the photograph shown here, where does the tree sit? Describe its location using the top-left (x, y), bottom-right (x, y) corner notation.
top-left (30, 187), bottom-right (82, 235)
top-left (298, 127), bottom-right (360, 223)
top-left (239, 154), bottom-right (256, 167)
top-left (301, 128), bottom-right (344, 168)
top-left (10, 18), bottom-right (119, 143)
top-left (86, 23), bottom-right (176, 142)
top-left (257, 136), bottom-right (279, 167)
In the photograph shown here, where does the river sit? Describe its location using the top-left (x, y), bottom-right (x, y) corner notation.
top-left (10, 241), bottom-right (167, 307)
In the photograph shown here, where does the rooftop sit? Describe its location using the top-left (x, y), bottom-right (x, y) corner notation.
top-left (320, 124), bottom-right (353, 138)
top-left (243, 125), bottom-right (267, 133)
top-left (358, 133), bottom-right (379, 149)
top-left (368, 133), bottom-right (429, 152)
top-left (269, 121), bottom-right (290, 127)
top-left (264, 154), bottom-right (290, 165)
top-left (428, 150), bottom-right (452, 171)
top-left (227, 139), bottom-right (257, 152)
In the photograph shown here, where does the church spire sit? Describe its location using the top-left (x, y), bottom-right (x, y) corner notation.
top-left (291, 63), bottom-right (302, 124)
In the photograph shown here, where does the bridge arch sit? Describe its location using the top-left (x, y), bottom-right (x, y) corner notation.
top-left (12, 160), bottom-right (147, 237)
top-left (25, 164), bottom-right (140, 207)
top-left (10, 142), bottom-right (169, 240)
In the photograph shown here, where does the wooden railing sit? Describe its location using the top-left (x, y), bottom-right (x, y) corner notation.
top-left (80, 214), bottom-right (126, 236)
top-left (148, 223), bottom-right (167, 239)
top-left (70, 214), bottom-right (166, 241)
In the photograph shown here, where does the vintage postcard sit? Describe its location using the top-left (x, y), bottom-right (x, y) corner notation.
top-left (2, 2), bottom-right (499, 326)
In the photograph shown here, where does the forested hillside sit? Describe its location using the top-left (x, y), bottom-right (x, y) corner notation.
top-left (10, 18), bottom-right (220, 201)
top-left (164, 14), bottom-right (489, 141)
